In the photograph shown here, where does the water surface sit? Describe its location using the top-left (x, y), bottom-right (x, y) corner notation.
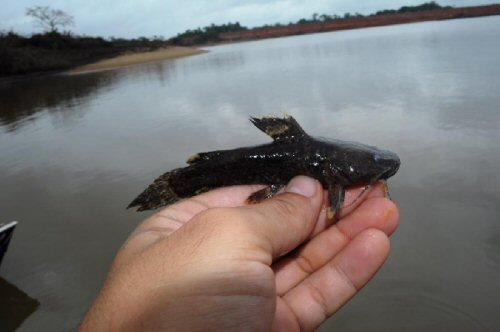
top-left (1, 16), bottom-right (499, 331)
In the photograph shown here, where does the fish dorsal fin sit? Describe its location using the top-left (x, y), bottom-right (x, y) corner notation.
top-left (250, 115), bottom-right (308, 141)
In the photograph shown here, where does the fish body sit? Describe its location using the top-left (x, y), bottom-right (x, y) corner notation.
top-left (128, 116), bottom-right (400, 218)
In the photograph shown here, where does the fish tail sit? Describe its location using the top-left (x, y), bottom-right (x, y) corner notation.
top-left (127, 172), bottom-right (179, 211)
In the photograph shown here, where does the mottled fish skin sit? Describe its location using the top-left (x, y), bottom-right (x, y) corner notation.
top-left (128, 115), bottom-right (401, 218)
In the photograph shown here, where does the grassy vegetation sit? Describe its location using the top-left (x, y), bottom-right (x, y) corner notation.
top-left (0, 31), bottom-right (169, 77)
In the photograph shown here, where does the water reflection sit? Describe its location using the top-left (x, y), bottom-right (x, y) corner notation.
top-left (483, 220), bottom-right (500, 272)
top-left (192, 48), bottom-right (245, 71)
top-left (0, 72), bottom-right (119, 132)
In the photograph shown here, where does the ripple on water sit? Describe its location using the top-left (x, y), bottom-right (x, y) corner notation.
top-left (483, 232), bottom-right (500, 272)
top-left (324, 284), bottom-right (491, 332)
top-left (381, 289), bottom-right (489, 332)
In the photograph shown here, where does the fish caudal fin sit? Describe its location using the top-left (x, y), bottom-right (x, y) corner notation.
top-left (127, 172), bottom-right (179, 211)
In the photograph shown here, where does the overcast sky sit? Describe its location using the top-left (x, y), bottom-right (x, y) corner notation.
top-left (0, 0), bottom-right (491, 38)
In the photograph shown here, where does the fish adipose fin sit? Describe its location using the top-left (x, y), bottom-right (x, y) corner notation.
top-left (127, 172), bottom-right (179, 211)
top-left (250, 115), bottom-right (308, 142)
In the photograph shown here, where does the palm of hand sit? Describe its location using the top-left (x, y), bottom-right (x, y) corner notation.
top-left (107, 181), bottom-right (398, 331)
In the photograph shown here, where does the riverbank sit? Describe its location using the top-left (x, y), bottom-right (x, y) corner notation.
top-left (68, 46), bottom-right (206, 73)
top-left (0, 32), bottom-right (174, 78)
top-left (219, 4), bottom-right (500, 42)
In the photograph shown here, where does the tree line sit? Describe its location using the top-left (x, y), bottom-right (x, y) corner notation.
top-left (169, 22), bottom-right (246, 46)
top-left (291, 1), bottom-right (447, 24)
top-left (170, 2), bottom-right (449, 45)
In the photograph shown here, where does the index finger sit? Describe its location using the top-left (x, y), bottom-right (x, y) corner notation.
top-left (134, 184), bottom-right (265, 234)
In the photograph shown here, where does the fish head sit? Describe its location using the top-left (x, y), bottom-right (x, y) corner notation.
top-left (371, 148), bottom-right (401, 179)
top-left (327, 140), bottom-right (401, 185)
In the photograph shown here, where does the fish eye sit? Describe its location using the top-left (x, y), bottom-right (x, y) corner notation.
top-left (373, 154), bottom-right (382, 162)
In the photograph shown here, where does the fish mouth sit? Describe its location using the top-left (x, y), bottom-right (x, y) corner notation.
top-left (373, 149), bottom-right (401, 180)
top-left (378, 160), bottom-right (401, 180)
top-left (382, 168), bottom-right (397, 179)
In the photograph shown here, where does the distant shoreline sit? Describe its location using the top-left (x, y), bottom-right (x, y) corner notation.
top-left (219, 4), bottom-right (500, 42)
top-left (4, 4), bottom-right (499, 79)
top-left (68, 47), bottom-right (207, 74)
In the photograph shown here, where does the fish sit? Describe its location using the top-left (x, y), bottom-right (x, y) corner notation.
top-left (128, 115), bottom-right (401, 219)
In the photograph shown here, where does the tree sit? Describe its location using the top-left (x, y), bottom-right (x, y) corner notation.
top-left (319, 14), bottom-right (332, 22)
top-left (26, 6), bottom-right (74, 33)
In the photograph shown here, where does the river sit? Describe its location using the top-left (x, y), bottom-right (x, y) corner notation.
top-left (1, 16), bottom-right (499, 331)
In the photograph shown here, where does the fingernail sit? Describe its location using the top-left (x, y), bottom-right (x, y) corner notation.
top-left (286, 176), bottom-right (317, 198)
top-left (383, 208), bottom-right (394, 222)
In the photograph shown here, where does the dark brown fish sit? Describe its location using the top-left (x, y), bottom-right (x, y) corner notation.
top-left (128, 115), bottom-right (400, 218)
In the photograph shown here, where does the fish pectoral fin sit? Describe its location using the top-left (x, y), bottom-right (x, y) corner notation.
top-left (246, 184), bottom-right (284, 204)
top-left (381, 180), bottom-right (392, 199)
top-left (327, 184), bottom-right (345, 221)
top-left (250, 115), bottom-right (308, 142)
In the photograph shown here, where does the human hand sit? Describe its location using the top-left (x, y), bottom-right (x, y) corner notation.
top-left (80, 176), bottom-right (399, 331)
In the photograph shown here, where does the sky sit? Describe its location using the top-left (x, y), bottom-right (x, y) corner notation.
top-left (0, 0), bottom-right (493, 39)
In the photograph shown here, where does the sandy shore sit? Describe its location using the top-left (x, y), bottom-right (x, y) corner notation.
top-left (69, 46), bottom-right (207, 73)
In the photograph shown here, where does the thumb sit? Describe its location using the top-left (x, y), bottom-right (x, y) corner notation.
top-left (239, 176), bottom-right (324, 261)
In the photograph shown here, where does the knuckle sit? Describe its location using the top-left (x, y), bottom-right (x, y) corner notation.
top-left (271, 195), bottom-right (310, 231)
top-left (294, 254), bottom-right (316, 275)
top-left (272, 196), bottom-right (303, 219)
top-left (304, 281), bottom-right (329, 320)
